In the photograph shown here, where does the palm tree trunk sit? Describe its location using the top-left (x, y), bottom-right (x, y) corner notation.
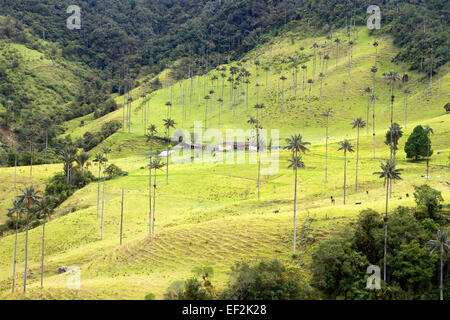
top-left (325, 117), bottom-right (329, 183)
top-left (384, 181), bottom-right (389, 282)
top-left (293, 166), bottom-right (298, 256)
top-left (14, 155), bottom-right (17, 189)
top-left (152, 169), bottom-right (157, 234)
top-left (440, 244), bottom-right (443, 300)
top-left (101, 171), bottom-right (106, 240)
top-left (12, 212), bottom-right (18, 293)
top-left (97, 164), bottom-right (101, 218)
top-left (120, 189), bottom-right (124, 245)
top-left (40, 218), bottom-right (46, 288)
top-left (23, 207), bottom-right (30, 293)
top-left (166, 132), bottom-right (170, 185)
top-left (356, 128), bottom-right (360, 192)
top-left (45, 128), bottom-right (48, 162)
top-left (343, 152), bottom-right (347, 205)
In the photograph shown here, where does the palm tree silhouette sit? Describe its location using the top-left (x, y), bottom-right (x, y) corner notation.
top-left (307, 79), bottom-right (314, 115)
top-left (288, 154), bottom-right (305, 257)
top-left (338, 140), bottom-right (355, 205)
top-left (373, 160), bottom-right (403, 282)
top-left (351, 118), bottom-right (366, 192)
top-left (426, 230), bottom-right (450, 300)
top-left (17, 186), bottom-right (42, 293)
top-left (370, 66), bottom-right (378, 159)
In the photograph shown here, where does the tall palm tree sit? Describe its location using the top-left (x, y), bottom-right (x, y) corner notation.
top-left (424, 125), bottom-right (434, 180)
top-left (163, 118), bottom-right (176, 185)
top-left (99, 147), bottom-right (111, 237)
top-left (370, 66), bottom-right (378, 159)
top-left (285, 133), bottom-right (310, 256)
top-left (373, 160), bottom-right (403, 281)
top-left (338, 140), bottom-right (355, 205)
top-left (334, 38), bottom-right (340, 67)
top-left (323, 54), bottom-right (330, 85)
top-left (17, 186), bottom-right (42, 293)
top-left (288, 154), bottom-right (305, 257)
top-left (60, 147), bottom-right (77, 185)
top-left (318, 72), bottom-right (324, 106)
top-left (364, 87), bottom-right (372, 134)
top-left (93, 152), bottom-right (106, 219)
top-left (145, 124), bottom-right (157, 239)
top-left (254, 103), bottom-right (265, 200)
top-left (8, 200), bottom-right (24, 293)
top-left (426, 230), bottom-right (450, 300)
top-left (280, 76), bottom-right (287, 112)
top-left (322, 109), bottom-right (333, 183)
top-left (351, 118), bottom-right (366, 193)
top-left (75, 152), bottom-right (90, 176)
top-left (373, 41), bottom-right (379, 66)
top-left (342, 81), bottom-right (347, 107)
top-left (403, 88), bottom-right (410, 129)
top-left (150, 157), bottom-right (165, 235)
top-left (36, 197), bottom-right (54, 288)
top-left (307, 79), bottom-right (314, 115)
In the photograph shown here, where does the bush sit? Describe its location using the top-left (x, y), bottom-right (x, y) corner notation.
top-left (164, 278), bottom-right (213, 300)
top-left (223, 259), bottom-right (314, 300)
top-left (413, 185), bottom-right (444, 220)
top-left (444, 103), bottom-right (450, 113)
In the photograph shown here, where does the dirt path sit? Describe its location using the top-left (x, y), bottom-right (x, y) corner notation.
top-left (0, 126), bottom-right (16, 146)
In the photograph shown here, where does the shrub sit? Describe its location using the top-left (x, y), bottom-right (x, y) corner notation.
top-left (223, 259), bottom-right (313, 300)
top-left (413, 185), bottom-right (444, 220)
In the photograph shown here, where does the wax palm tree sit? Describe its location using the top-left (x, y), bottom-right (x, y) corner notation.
top-left (322, 109), bottom-right (333, 183)
top-left (348, 41), bottom-right (354, 76)
top-left (426, 230), bottom-right (450, 300)
top-left (403, 88), bottom-right (410, 129)
top-left (364, 87), bottom-right (372, 134)
top-left (60, 147), bottom-right (77, 185)
top-left (351, 118), bottom-right (366, 193)
top-left (424, 125), bottom-right (434, 179)
top-left (301, 65), bottom-right (307, 97)
top-left (93, 152), bottom-right (106, 219)
top-left (323, 54), bottom-right (330, 85)
top-left (8, 200), bottom-right (24, 293)
top-left (100, 152), bottom-right (109, 240)
top-left (285, 133), bottom-right (310, 256)
top-left (163, 118), bottom-right (176, 185)
top-left (280, 76), bottom-right (287, 112)
top-left (75, 152), bottom-right (90, 176)
top-left (342, 81), bottom-right (347, 107)
top-left (373, 160), bottom-right (403, 281)
top-left (288, 154), bottom-right (305, 257)
top-left (150, 157), bottom-right (165, 235)
top-left (17, 186), bottom-right (42, 293)
top-left (36, 197), bottom-right (54, 288)
top-left (384, 71), bottom-right (402, 128)
top-left (373, 41), bottom-right (379, 66)
top-left (312, 42), bottom-right (319, 79)
top-left (319, 72), bottom-right (324, 106)
top-left (338, 140), bottom-right (355, 205)
top-left (307, 79), bottom-right (314, 115)
top-left (145, 124), bottom-right (157, 238)
top-left (334, 38), bottom-right (340, 67)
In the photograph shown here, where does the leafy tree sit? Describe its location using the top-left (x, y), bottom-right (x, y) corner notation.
top-left (354, 209), bottom-right (383, 264)
top-left (223, 259), bottom-right (311, 300)
top-left (413, 185), bottom-right (444, 220)
top-left (404, 125), bottom-right (432, 160)
top-left (311, 228), bottom-right (369, 299)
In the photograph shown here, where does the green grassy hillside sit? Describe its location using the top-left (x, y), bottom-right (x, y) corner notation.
top-left (0, 28), bottom-right (448, 299)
